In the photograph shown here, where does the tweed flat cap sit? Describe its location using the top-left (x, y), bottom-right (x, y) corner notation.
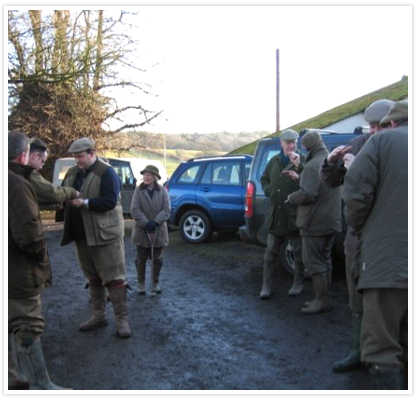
top-left (140, 164), bottom-right (161, 180)
top-left (279, 129), bottom-right (299, 141)
top-left (364, 99), bottom-right (394, 124)
top-left (68, 138), bottom-right (95, 153)
top-left (380, 100), bottom-right (408, 125)
top-left (301, 131), bottom-right (322, 150)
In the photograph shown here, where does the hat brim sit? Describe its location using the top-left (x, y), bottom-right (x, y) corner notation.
top-left (140, 169), bottom-right (161, 180)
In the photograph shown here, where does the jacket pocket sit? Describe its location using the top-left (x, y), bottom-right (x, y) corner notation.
top-left (97, 212), bottom-right (123, 242)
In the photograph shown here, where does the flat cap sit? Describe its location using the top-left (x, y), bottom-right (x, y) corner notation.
top-left (380, 100), bottom-right (408, 125)
top-left (364, 99), bottom-right (394, 124)
top-left (68, 137), bottom-right (95, 153)
top-left (279, 129), bottom-right (299, 141)
top-left (301, 131), bottom-right (322, 150)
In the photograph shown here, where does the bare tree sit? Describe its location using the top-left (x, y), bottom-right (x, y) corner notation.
top-left (8, 9), bottom-right (163, 177)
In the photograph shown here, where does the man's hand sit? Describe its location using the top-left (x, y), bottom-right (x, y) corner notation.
top-left (327, 145), bottom-right (352, 165)
top-left (281, 170), bottom-right (299, 181)
top-left (288, 151), bottom-right (300, 167)
top-left (70, 198), bottom-right (87, 208)
top-left (343, 153), bottom-right (355, 170)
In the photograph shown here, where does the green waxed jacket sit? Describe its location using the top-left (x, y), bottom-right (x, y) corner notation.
top-left (260, 152), bottom-right (305, 236)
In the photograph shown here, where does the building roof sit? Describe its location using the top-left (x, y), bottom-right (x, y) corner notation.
top-left (231, 76), bottom-right (408, 155)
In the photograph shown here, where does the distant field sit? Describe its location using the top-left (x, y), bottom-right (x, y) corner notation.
top-left (102, 148), bottom-right (226, 177)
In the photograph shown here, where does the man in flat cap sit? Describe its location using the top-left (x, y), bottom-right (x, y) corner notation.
top-left (60, 137), bottom-right (131, 338)
top-left (319, 99), bottom-right (394, 372)
top-left (288, 131), bottom-right (342, 314)
top-left (259, 129), bottom-right (306, 299)
top-left (343, 100), bottom-right (408, 389)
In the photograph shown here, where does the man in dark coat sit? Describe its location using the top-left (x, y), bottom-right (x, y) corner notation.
top-left (288, 131), bottom-right (342, 314)
top-left (8, 131), bottom-right (69, 390)
top-left (320, 99), bottom-right (394, 372)
top-left (343, 100), bottom-right (408, 390)
top-left (259, 129), bottom-right (306, 299)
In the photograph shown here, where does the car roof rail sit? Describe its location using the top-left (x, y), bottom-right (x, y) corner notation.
top-left (299, 128), bottom-right (338, 136)
top-left (187, 154), bottom-right (252, 162)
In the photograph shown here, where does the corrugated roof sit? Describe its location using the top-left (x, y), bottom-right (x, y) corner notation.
top-left (231, 76), bottom-right (408, 155)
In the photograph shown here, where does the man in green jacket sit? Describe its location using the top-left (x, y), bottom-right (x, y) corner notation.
top-left (343, 101), bottom-right (408, 390)
top-left (8, 131), bottom-right (70, 390)
top-left (288, 131), bottom-right (342, 314)
top-left (28, 138), bottom-right (79, 205)
top-left (259, 129), bottom-right (306, 299)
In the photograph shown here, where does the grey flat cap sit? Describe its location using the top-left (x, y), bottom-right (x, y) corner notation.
top-left (279, 129), bottom-right (299, 141)
top-left (380, 100), bottom-right (408, 125)
top-left (68, 137), bottom-right (95, 153)
top-left (364, 99), bottom-right (394, 123)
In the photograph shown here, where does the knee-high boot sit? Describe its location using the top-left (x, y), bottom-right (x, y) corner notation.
top-left (135, 257), bottom-right (147, 295)
top-left (333, 312), bottom-right (363, 371)
top-left (151, 257), bottom-right (163, 294)
top-left (260, 260), bottom-right (275, 299)
top-left (108, 283), bottom-right (132, 338)
top-left (79, 283), bottom-right (108, 331)
top-left (8, 333), bottom-right (29, 390)
top-left (288, 260), bottom-right (305, 296)
top-left (301, 272), bottom-right (331, 314)
top-left (16, 335), bottom-right (72, 390)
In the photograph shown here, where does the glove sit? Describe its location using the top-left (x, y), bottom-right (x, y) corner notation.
top-left (145, 220), bottom-right (158, 232)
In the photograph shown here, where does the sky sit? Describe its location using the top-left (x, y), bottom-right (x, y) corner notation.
top-left (111, 4), bottom-right (412, 134)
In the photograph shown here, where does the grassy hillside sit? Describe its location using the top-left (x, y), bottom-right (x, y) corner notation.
top-left (230, 76), bottom-right (408, 155)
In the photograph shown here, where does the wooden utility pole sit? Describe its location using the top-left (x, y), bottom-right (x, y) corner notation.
top-left (276, 49), bottom-right (280, 132)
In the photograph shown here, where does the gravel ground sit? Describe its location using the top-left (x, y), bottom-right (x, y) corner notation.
top-left (38, 218), bottom-right (371, 392)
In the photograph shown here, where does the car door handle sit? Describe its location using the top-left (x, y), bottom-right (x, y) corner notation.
top-left (201, 187), bottom-right (211, 192)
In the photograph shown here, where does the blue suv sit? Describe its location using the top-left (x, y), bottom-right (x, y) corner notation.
top-left (166, 154), bottom-right (253, 243)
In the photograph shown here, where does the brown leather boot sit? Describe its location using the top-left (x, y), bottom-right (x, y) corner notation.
top-left (79, 285), bottom-right (109, 331)
top-left (108, 284), bottom-right (132, 338)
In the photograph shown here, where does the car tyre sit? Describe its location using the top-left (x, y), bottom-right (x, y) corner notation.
top-left (179, 210), bottom-right (213, 244)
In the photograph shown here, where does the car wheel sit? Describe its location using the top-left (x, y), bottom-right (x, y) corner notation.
top-left (179, 210), bottom-right (213, 244)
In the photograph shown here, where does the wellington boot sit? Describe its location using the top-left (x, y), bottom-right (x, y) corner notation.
top-left (135, 257), bottom-right (146, 295)
top-left (108, 285), bottom-right (132, 338)
top-left (151, 258), bottom-right (163, 295)
top-left (288, 260), bottom-right (305, 296)
top-left (369, 364), bottom-right (404, 390)
top-left (79, 286), bottom-right (109, 331)
top-left (8, 334), bottom-right (29, 390)
top-left (333, 313), bottom-right (363, 371)
top-left (302, 273), bottom-right (331, 314)
top-left (260, 260), bottom-right (275, 299)
top-left (16, 337), bottom-right (72, 390)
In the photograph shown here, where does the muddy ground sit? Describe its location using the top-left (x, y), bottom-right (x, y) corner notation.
top-left (39, 217), bottom-right (370, 392)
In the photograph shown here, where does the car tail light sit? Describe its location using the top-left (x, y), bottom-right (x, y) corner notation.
top-left (244, 181), bottom-right (255, 218)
